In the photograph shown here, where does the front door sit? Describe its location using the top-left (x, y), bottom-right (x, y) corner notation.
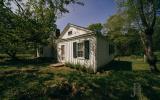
top-left (61, 45), bottom-right (65, 62)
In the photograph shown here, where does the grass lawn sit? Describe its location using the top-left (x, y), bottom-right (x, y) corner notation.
top-left (0, 55), bottom-right (160, 100)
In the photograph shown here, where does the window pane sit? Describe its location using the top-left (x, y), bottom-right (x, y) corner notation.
top-left (78, 51), bottom-right (83, 57)
top-left (68, 31), bottom-right (72, 35)
top-left (77, 43), bottom-right (84, 57)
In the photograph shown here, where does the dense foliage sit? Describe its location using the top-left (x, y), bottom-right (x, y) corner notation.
top-left (0, 0), bottom-right (82, 59)
top-left (105, 13), bottom-right (143, 56)
top-left (114, 0), bottom-right (160, 72)
top-left (87, 23), bottom-right (103, 32)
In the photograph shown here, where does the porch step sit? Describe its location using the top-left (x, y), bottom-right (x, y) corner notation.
top-left (49, 63), bottom-right (64, 67)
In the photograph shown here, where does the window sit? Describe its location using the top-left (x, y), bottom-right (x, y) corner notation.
top-left (68, 31), bottom-right (72, 35)
top-left (77, 42), bottom-right (84, 57)
top-left (73, 41), bottom-right (90, 59)
top-left (84, 40), bottom-right (90, 59)
top-left (61, 45), bottom-right (65, 60)
top-left (109, 44), bottom-right (115, 55)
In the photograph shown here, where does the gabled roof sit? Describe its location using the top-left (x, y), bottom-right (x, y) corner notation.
top-left (59, 23), bottom-right (93, 39)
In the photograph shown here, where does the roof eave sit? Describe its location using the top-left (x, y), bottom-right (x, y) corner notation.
top-left (59, 23), bottom-right (93, 39)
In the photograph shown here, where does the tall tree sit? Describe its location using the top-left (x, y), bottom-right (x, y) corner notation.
top-left (0, 1), bottom-right (28, 59)
top-left (115, 0), bottom-right (160, 72)
top-left (88, 23), bottom-right (103, 32)
top-left (0, 0), bottom-right (83, 59)
top-left (104, 13), bottom-right (142, 56)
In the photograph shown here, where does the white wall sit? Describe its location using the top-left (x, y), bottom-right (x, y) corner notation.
top-left (57, 24), bottom-right (115, 72)
top-left (96, 36), bottom-right (115, 70)
top-left (57, 36), bottom-right (97, 72)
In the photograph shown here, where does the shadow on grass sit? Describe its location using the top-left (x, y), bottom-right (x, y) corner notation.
top-left (63, 70), bottom-right (160, 100)
top-left (0, 62), bottom-right (160, 99)
top-left (0, 57), bottom-right (57, 68)
top-left (99, 60), bottom-right (132, 71)
top-left (0, 72), bottom-right (55, 99)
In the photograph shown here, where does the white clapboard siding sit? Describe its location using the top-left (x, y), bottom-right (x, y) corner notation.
top-left (57, 36), bottom-right (97, 72)
top-left (56, 24), bottom-right (115, 72)
top-left (96, 36), bottom-right (115, 69)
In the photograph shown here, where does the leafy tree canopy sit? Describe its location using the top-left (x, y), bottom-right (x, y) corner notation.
top-left (104, 13), bottom-right (142, 55)
top-left (88, 23), bottom-right (103, 32)
top-left (0, 0), bottom-right (83, 59)
top-left (115, 0), bottom-right (160, 72)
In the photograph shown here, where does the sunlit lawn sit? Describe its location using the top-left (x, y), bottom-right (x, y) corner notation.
top-left (117, 54), bottom-right (160, 71)
top-left (0, 54), bottom-right (160, 100)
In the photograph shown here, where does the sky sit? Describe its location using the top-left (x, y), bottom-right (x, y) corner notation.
top-left (56, 0), bottom-right (117, 31)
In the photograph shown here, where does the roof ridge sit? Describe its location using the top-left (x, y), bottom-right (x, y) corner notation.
top-left (68, 23), bottom-right (92, 31)
top-left (59, 23), bottom-right (93, 39)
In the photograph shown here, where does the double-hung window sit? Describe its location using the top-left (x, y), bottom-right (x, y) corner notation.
top-left (73, 40), bottom-right (90, 59)
top-left (77, 42), bottom-right (84, 57)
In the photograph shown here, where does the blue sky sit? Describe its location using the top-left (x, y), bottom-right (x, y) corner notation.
top-left (56, 0), bottom-right (117, 30)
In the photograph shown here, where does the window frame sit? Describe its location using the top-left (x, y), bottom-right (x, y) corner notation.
top-left (68, 31), bottom-right (72, 36)
top-left (77, 42), bottom-right (85, 58)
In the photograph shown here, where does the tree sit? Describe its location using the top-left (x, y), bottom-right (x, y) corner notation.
top-left (24, 0), bottom-right (83, 57)
top-left (0, 0), bottom-right (83, 59)
top-left (0, 2), bottom-right (28, 59)
top-left (88, 23), bottom-right (103, 32)
top-left (104, 13), bottom-right (142, 56)
top-left (115, 0), bottom-right (160, 72)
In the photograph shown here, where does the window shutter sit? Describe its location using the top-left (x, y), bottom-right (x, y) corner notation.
top-left (84, 40), bottom-right (90, 59)
top-left (73, 42), bottom-right (77, 58)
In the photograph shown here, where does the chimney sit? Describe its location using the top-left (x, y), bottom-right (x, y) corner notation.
top-left (55, 29), bottom-right (60, 38)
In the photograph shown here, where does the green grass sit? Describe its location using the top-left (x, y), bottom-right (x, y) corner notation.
top-left (114, 54), bottom-right (160, 71)
top-left (0, 56), bottom-right (160, 100)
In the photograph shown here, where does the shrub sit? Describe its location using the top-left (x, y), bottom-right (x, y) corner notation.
top-left (65, 62), bottom-right (74, 68)
top-left (65, 62), bottom-right (94, 73)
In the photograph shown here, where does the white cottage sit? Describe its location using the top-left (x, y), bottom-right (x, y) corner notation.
top-left (57, 23), bottom-right (115, 72)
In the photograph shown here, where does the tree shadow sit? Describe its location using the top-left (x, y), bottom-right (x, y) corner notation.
top-left (143, 86), bottom-right (160, 100)
top-left (0, 57), bottom-right (57, 68)
top-left (0, 71), bottom-right (55, 99)
top-left (99, 60), bottom-right (132, 71)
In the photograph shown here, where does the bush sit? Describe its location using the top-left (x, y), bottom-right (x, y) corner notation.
top-left (65, 62), bottom-right (75, 68)
top-left (65, 62), bottom-right (94, 73)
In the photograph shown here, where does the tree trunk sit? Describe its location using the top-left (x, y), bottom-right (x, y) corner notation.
top-left (144, 32), bottom-right (159, 72)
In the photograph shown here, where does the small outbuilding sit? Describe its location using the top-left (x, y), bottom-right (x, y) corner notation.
top-left (57, 23), bottom-right (116, 72)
